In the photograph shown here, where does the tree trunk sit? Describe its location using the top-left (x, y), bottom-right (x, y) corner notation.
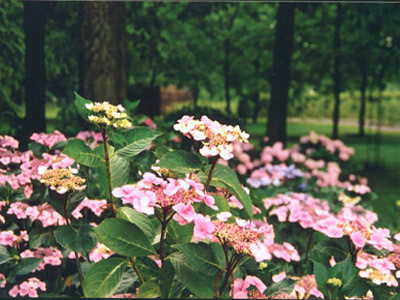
top-left (224, 39), bottom-right (231, 114)
top-left (266, 3), bottom-right (295, 145)
top-left (332, 3), bottom-right (342, 139)
top-left (21, 1), bottom-right (48, 149)
top-left (81, 2), bottom-right (126, 104)
top-left (358, 70), bottom-right (367, 137)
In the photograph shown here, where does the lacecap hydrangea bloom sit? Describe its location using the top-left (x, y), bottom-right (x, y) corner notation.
top-left (40, 168), bottom-right (86, 194)
top-left (86, 102), bottom-right (132, 129)
top-left (173, 115), bottom-right (249, 160)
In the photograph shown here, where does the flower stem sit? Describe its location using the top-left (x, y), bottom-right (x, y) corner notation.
top-left (203, 156), bottom-right (218, 214)
top-left (304, 229), bottom-right (314, 267)
top-left (204, 156), bottom-right (219, 192)
top-left (75, 251), bottom-right (84, 293)
top-left (101, 128), bottom-right (117, 216)
top-left (159, 209), bottom-right (169, 298)
top-left (130, 257), bottom-right (144, 284)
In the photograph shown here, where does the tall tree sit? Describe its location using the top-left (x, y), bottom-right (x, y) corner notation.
top-left (267, 3), bottom-right (295, 144)
top-left (81, 2), bottom-right (126, 104)
top-left (21, 1), bottom-right (48, 147)
top-left (332, 3), bottom-right (342, 139)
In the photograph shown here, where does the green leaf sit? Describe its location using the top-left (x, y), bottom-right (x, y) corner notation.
top-left (54, 222), bottom-right (97, 256)
top-left (310, 238), bottom-right (348, 265)
top-left (114, 269), bottom-right (138, 294)
top-left (94, 143), bottom-right (115, 159)
top-left (313, 261), bottom-right (329, 294)
top-left (168, 278), bottom-right (185, 298)
top-left (137, 281), bottom-right (161, 298)
top-left (83, 257), bottom-right (127, 298)
top-left (0, 245), bottom-right (12, 264)
top-left (67, 190), bottom-right (86, 216)
top-left (167, 221), bottom-right (194, 244)
top-left (157, 150), bottom-right (203, 174)
top-left (154, 146), bottom-right (172, 159)
top-left (169, 252), bottom-right (216, 298)
top-left (173, 243), bottom-right (225, 274)
top-left (205, 194), bottom-right (230, 216)
top-left (14, 258), bottom-right (42, 275)
top-left (63, 139), bottom-right (104, 168)
top-left (98, 155), bottom-right (130, 193)
top-left (331, 256), bottom-right (369, 297)
top-left (136, 257), bottom-right (160, 280)
top-left (29, 229), bottom-right (51, 248)
top-left (115, 127), bottom-right (162, 158)
top-left (74, 92), bottom-right (92, 121)
top-left (117, 207), bottom-right (155, 242)
top-left (265, 279), bottom-right (296, 297)
top-left (95, 218), bottom-right (156, 257)
top-left (201, 164), bottom-right (252, 217)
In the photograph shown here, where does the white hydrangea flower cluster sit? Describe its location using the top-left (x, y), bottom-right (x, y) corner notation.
top-left (173, 115), bottom-right (249, 160)
top-left (85, 102), bottom-right (132, 129)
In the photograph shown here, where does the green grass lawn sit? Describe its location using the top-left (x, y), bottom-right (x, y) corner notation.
top-left (245, 120), bottom-right (400, 231)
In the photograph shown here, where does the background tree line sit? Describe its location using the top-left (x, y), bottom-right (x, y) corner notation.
top-left (0, 1), bottom-right (399, 147)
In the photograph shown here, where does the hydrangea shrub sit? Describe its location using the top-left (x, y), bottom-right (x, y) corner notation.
top-left (0, 93), bottom-right (399, 299)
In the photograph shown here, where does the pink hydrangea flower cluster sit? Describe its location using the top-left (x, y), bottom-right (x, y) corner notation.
top-left (8, 277), bottom-right (46, 298)
top-left (69, 243), bottom-right (114, 263)
top-left (71, 197), bottom-right (108, 219)
top-left (0, 135), bottom-right (19, 149)
top-left (76, 130), bottom-right (103, 149)
top-left (173, 115), bottom-right (249, 160)
top-left (300, 131), bottom-right (355, 161)
top-left (0, 230), bottom-right (28, 247)
top-left (113, 172), bottom-right (217, 216)
top-left (356, 252), bottom-right (398, 287)
top-left (264, 193), bottom-right (380, 243)
top-left (231, 275), bottom-right (267, 298)
top-left (247, 164), bottom-right (303, 188)
top-left (30, 130), bottom-right (67, 148)
top-left (309, 162), bottom-right (352, 188)
top-left (6, 202), bottom-right (66, 227)
top-left (0, 134), bottom-right (74, 199)
top-left (293, 274), bottom-right (324, 299)
top-left (212, 219), bottom-right (265, 256)
top-left (142, 117), bottom-right (157, 129)
top-left (20, 247), bottom-right (63, 271)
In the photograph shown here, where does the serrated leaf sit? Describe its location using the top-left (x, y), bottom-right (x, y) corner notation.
top-left (54, 223), bottom-right (97, 256)
top-left (67, 190), bottom-right (86, 216)
top-left (265, 278), bottom-right (296, 297)
top-left (29, 229), bottom-right (51, 248)
top-left (14, 258), bottom-right (42, 275)
top-left (136, 257), bottom-right (160, 280)
top-left (169, 252), bottom-right (216, 298)
top-left (117, 207), bottom-right (155, 242)
top-left (313, 261), bottom-right (328, 294)
top-left (114, 268), bottom-right (138, 294)
top-left (0, 245), bottom-right (12, 264)
top-left (173, 243), bottom-right (225, 274)
top-left (157, 150), bottom-right (203, 174)
top-left (115, 127), bottom-right (162, 158)
top-left (63, 139), bottom-right (104, 168)
top-left (74, 92), bottom-right (92, 121)
top-left (95, 218), bottom-right (156, 257)
top-left (83, 257), bottom-right (127, 298)
top-left (111, 155), bottom-right (130, 188)
top-left (168, 278), bottom-right (185, 298)
top-left (137, 281), bottom-right (161, 298)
